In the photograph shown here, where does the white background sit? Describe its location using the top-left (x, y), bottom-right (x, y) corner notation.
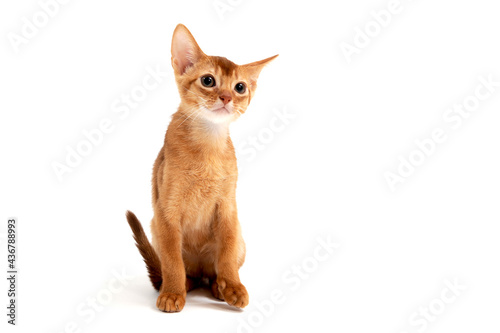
top-left (1, 0), bottom-right (500, 332)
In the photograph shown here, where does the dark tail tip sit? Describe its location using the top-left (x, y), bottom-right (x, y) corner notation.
top-left (126, 210), bottom-right (142, 237)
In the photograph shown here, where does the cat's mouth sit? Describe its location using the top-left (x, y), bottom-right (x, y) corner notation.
top-left (201, 104), bottom-right (234, 123)
top-left (211, 106), bottom-right (231, 114)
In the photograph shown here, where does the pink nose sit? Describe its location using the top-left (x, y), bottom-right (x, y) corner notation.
top-left (219, 94), bottom-right (232, 105)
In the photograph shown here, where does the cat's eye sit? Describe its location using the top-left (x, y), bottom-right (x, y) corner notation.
top-left (234, 82), bottom-right (246, 94)
top-left (201, 75), bottom-right (216, 87)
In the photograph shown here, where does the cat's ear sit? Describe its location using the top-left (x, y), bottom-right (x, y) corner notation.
top-left (242, 54), bottom-right (278, 88)
top-left (171, 24), bottom-right (205, 75)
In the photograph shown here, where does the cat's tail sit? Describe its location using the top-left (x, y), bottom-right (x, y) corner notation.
top-left (126, 210), bottom-right (162, 291)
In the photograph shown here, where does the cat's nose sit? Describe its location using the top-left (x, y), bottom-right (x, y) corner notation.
top-left (219, 93), bottom-right (232, 105)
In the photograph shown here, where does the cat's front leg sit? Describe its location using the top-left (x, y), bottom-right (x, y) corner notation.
top-left (214, 200), bottom-right (249, 309)
top-left (153, 209), bottom-right (186, 312)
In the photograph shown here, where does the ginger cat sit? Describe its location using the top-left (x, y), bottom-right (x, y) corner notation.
top-left (126, 24), bottom-right (277, 312)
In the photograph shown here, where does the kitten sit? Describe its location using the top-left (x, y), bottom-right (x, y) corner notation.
top-left (126, 24), bottom-right (277, 312)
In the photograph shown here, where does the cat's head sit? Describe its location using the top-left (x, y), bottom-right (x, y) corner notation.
top-left (171, 24), bottom-right (277, 124)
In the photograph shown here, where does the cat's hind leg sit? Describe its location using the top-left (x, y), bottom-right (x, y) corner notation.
top-left (210, 277), bottom-right (224, 301)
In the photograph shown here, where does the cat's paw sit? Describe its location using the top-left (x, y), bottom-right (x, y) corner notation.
top-left (217, 279), bottom-right (249, 308)
top-left (156, 293), bottom-right (185, 312)
top-left (210, 280), bottom-right (225, 301)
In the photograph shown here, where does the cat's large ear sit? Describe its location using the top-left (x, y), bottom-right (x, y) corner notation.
top-left (171, 24), bottom-right (205, 75)
top-left (242, 54), bottom-right (278, 88)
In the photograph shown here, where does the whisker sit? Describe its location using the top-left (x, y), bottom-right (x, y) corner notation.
top-left (176, 103), bottom-right (204, 129)
top-left (190, 105), bottom-right (205, 123)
